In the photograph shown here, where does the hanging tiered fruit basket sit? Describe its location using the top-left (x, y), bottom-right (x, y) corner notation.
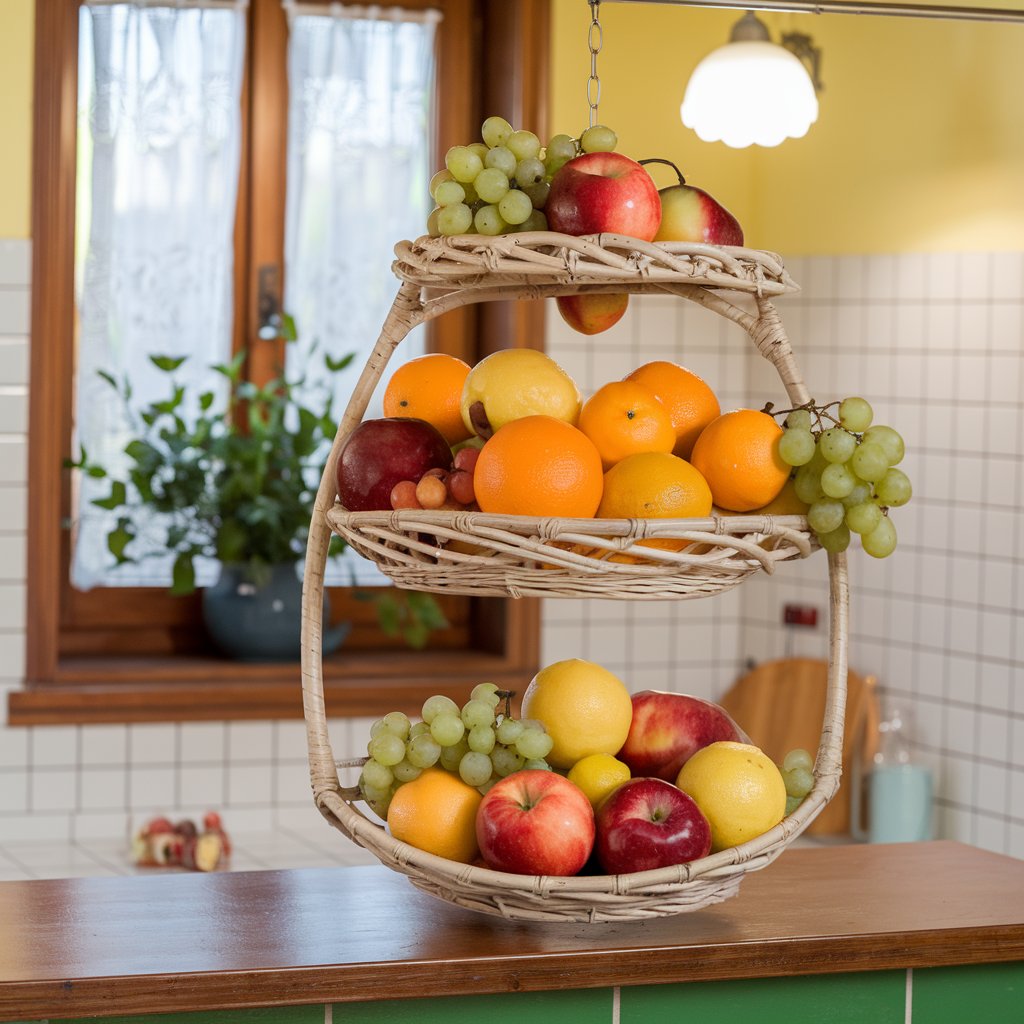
top-left (294, 2), bottom-right (887, 923)
top-left (297, 229), bottom-right (852, 922)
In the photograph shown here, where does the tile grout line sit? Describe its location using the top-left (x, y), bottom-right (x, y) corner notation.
top-left (612, 984), bottom-right (620, 1024)
top-left (905, 966), bottom-right (913, 1023)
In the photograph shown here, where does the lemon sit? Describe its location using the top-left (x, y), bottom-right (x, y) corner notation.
top-left (460, 349), bottom-right (582, 439)
top-left (520, 658), bottom-right (633, 771)
top-left (386, 768), bottom-right (482, 863)
top-left (567, 753), bottom-right (631, 810)
top-left (675, 741), bottom-right (787, 852)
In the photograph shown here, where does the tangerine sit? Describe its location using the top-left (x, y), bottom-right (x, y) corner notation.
top-left (386, 768), bottom-right (483, 863)
top-left (473, 415), bottom-right (604, 518)
top-left (578, 380), bottom-right (676, 469)
top-left (624, 361), bottom-right (720, 459)
top-left (690, 409), bottom-right (789, 513)
top-left (596, 451), bottom-right (713, 561)
top-left (716, 477), bottom-right (808, 518)
top-left (383, 353), bottom-right (472, 445)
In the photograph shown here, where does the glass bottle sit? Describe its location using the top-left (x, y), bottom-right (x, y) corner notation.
top-left (867, 704), bottom-right (933, 843)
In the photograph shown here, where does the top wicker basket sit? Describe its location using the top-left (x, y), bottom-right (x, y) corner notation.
top-left (299, 233), bottom-right (851, 923)
top-left (321, 233), bottom-right (817, 601)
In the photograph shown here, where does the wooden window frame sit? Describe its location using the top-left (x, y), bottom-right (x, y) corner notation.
top-left (13, 0), bottom-right (551, 726)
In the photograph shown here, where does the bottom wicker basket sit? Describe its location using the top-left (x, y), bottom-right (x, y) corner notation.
top-left (301, 552), bottom-right (850, 924)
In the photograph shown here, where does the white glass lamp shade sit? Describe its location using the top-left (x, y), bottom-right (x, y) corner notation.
top-left (681, 41), bottom-right (819, 149)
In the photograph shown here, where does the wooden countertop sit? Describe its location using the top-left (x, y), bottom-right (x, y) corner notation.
top-left (1, 841), bottom-right (1022, 1021)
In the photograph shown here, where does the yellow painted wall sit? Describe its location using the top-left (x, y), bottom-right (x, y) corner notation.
top-left (551, 0), bottom-right (1024, 254)
top-left (4, 1), bottom-right (1022, 253)
top-left (0, 0), bottom-right (34, 240)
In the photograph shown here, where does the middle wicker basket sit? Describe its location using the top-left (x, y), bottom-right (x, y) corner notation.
top-left (299, 233), bottom-right (850, 922)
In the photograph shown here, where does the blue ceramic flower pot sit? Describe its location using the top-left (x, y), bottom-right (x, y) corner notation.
top-left (201, 563), bottom-right (350, 662)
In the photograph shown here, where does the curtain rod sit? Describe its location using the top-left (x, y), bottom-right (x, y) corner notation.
top-left (84, 0), bottom-right (249, 9)
top-left (604, 0), bottom-right (1024, 24)
top-left (282, 1), bottom-right (442, 22)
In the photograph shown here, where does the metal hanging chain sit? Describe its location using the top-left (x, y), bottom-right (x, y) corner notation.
top-left (587, 0), bottom-right (603, 129)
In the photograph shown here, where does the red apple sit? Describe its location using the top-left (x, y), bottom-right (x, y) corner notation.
top-left (476, 769), bottom-right (595, 876)
top-left (336, 417), bottom-right (453, 512)
top-left (547, 152), bottom-right (662, 242)
top-left (595, 777), bottom-right (711, 874)
top-left (556, 293), bottom-right (629, 336)
top-left (617, 691), bottom-right (745, 782)
top-left (642, 159), bottom-right (744, 247)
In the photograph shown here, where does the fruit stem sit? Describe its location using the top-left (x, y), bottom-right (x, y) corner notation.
top-left (496, 689), bottom-right (515, 720)
top-left (769, 400), bottom-right (845, 433)
top-left (638, 157), bottom-right (686, 186)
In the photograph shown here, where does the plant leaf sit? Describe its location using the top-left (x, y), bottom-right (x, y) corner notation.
top-left (150, 355), bottom-right (187, 373)
top-left (280, 312), bottom-right (298, 342)
top-left (92, 480), bottom-right (127, 510)
top-left (107, 521), bottom-right (134, 563)
top-left (406, 591), bottom-right (449, 630)
top-left (169, 552), bottom-right (196, 595)
top-left (325, 352), bottom-right (355, 373)
top-left (374, 594), bottom-right (401, 637)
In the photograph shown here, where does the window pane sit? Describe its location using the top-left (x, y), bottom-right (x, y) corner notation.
top-left (72, 3), bottom-right (246, 589)
top-left (283, 9), bottom-right (438, 585)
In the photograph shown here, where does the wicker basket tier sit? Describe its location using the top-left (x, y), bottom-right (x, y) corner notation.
top-left (327, 508), bottom-right (815, 600)
top-left (299, 234), bottom-right (850, 922)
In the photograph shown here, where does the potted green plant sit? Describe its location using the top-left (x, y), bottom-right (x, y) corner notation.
top-left (67, 318), bottom-right (447, 661)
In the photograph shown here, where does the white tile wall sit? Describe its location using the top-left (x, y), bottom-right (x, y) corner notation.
top-left (0, 239), bottom-right (1021, 870)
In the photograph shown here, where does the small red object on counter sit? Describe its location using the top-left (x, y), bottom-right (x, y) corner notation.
top-left (132, 811), bottom-right (231, 871)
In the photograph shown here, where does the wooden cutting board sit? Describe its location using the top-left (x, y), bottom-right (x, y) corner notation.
top-left (720, 657), bottom-right (879, 836)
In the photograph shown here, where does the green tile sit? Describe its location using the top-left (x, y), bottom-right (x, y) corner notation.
top-left (620, 970), bottom-right (905, 1024)
top-left (60, 1006), bottom-right (323, 1024)
top-left (332, 987), bottom-right (612, 1023)
top-left (912, 962), bottom-right (1024, 1023)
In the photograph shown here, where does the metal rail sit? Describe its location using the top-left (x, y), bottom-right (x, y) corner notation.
top-left (605, 0), bottom-right (1024, 24)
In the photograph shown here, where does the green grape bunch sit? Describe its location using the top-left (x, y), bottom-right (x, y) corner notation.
top-left (426, 116), bottom-right (618, 238)
top-left (774, 396), bottom-right (911, 559)
top-left (358, 683), bottom-right (555, 818)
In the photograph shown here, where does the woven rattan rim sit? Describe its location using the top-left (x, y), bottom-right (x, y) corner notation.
top-left (298, 234), bottom-right (850, 922)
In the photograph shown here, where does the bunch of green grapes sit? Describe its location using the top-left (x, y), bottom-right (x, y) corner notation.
top-left (781, 748), bottom-right (815, 816)
top-left (427, 116), bottom-right (618, 238)
top-left (777, 397), bottom-right (911, 559)
top-left (358, 683), bottom-right (555, 817)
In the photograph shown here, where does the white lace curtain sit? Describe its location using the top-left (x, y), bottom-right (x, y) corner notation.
top-left (73, 1), bottom-right (438, 590)
top-left (72, 1), bottom-right (246, 589)
top-left (283, 4), bottom-right (438, 584)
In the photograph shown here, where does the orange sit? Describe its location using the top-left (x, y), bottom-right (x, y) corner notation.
top-left (520, 659), bottom-right (634, 770)
top-left (386, 768), bottom-right (483, 863)
top-left (716, 477), bottom-right (808, 518)
top-left (596, 451), bottom-right (713, 561)
top-left (624, 361), bottom-right (720, 459)
top-left (383, 353), bottom-right (472, 445)
top-left (690, 409), bottom-right (789, 513)
top-left (577, 380), bottom-right (676, 469)
top-left (473, 415), bottom-right (604, 518)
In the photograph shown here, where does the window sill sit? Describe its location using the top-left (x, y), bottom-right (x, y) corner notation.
top-left (8, 646), bottom-right (537, 725)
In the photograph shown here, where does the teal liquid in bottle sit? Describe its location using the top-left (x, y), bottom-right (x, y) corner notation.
top-left (868, 706), bottom-right (933, 844)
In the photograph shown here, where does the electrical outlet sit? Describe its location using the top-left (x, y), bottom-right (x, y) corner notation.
top-left (783, 604), bottom-right (818, 628)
